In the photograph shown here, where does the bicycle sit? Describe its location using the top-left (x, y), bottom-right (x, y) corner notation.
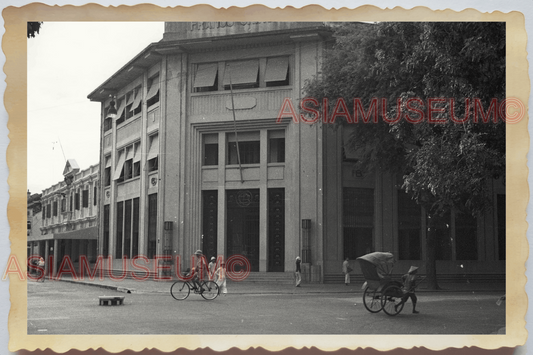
top-left (170, 279), bottom-right (219, 300)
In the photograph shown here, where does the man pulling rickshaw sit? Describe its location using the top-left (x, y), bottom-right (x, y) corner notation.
top-left (357, 252), bottom-right (423, 316)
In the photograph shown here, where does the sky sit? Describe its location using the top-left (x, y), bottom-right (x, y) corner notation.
top-left (27, 22), bottom-right (164, 193)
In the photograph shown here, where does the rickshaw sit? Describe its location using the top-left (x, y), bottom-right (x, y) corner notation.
top-left (356, 252), bottom-right (405, 316)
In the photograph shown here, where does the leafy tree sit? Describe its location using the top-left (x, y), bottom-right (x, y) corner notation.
top-left (27, 22), bottom-right (42, 38)
top-left (305, 22), bottom-right (505, 289)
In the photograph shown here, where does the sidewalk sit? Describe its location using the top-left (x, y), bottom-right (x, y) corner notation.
top-left (51, 275), bottom-right (505, 295)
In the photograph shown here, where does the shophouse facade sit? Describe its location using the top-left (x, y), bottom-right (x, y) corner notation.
top-left (88, 22), bottom-right (505, 283)
top-left (27, 191), bottom-right (42, 259)
top-left (37, 160), bottom-right (99, 276)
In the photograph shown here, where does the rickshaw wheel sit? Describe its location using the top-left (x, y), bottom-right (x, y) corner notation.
top-left (381, 285), bottom-right (404, 316)
top-left (363, 287), bottom-right (382, 313)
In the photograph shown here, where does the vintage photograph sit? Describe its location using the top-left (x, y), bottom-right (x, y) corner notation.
top-left (8, 5), bottom-right (527, 352)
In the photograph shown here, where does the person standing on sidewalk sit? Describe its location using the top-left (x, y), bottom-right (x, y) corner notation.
top-left (214, 262), bottom-right (227, 295)
top-left (295, 256), bottom-right (302, 287)
top-left (342, 257), bottom-right (352, 286)
top-left (37, 257), bottom-right (45, 282)
top-left (208, 257), bottom-right (216, 280)
top-left (395, 266), bottom-right (420, 314)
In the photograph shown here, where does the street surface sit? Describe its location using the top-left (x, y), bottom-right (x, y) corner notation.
top-left (27, 279), bottom-right (505, 335)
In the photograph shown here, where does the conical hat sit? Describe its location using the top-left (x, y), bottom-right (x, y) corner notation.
top-left (408, 266), bottom-right (419, 274)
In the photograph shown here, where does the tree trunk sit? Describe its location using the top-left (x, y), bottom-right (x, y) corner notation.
top-left (425, 213), bottom-right (440, 290)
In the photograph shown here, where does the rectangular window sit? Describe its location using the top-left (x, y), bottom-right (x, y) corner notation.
top-left (194, 63), bottom-right (218, 92)
top-left (268, 131), bottom-right (285, 163)
top-left (104, 155), bottom-right (111, 187)
top-left (82, 190), bottom-right (89, 208)
top-left (133, 143), bottom-right (141, 177)
top-left (75, 193), bottom-right (80, 210)
top-left (69, 195), bottom-right (73, 212)
top-left (397, 191), bottom-right (421, 260)
top-left (113, 151), bottom-right (126, 182)
top-left (147, 134), bottom-right (159, 172)
top-left (147, 75), bottom-right (160, 107)
top-left (53, 201), bottom-right (58, 217)
top-left (103, 205), bottom-right (110, 256)
top-left (105, 167), bottom-right (111, 187)
top-left (124, 199), bottom-right (132, 259)
top-left (342, 125), bottom-right (359, 162)
top-left (497, 194), bottom-right (506, 260)
top-left (265, 56), bottom-right (289, 87)
top-left (132, 198), bottom-right (140, 258)
top-left (223, 60), bottom-right (259, 90)
top-left (131, 87), bottom-right (142, 116)
top-left (61, 198), bottom-right (66, 212)
top-left (124, 159), bottom-right (133, 180)
top-left (147, 193), bottom-right (158, 259)
top-left (116, 98), bottom-right (126, 125)
top-left (94, 186), bottom-right (97, 206)
top-left (455, 212), bottom-right (478, 260)
top-left (116, 201), bottom-right (123, 259)
top-left (104, 117), bottom-right (112, 132)
top-left (42, 205), bottom-right (46, 219)
top-left (204, 144), bottom-right (218, 166)
top-left (125, 92), bottom-right (134, 120)
top-left (343, 188), bottom-right (374, 259)
top-left (227, 140), bottom-right (260, 165)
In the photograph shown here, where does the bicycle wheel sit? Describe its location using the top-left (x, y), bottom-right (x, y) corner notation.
top-left (363, 286), bottom-right (382, 313)
top-left (381, 285), bottom-right (404, 316)
top-left (200, 281), bottom-right (219, 300)
top-left (170, 281), bottom-right (190, 300)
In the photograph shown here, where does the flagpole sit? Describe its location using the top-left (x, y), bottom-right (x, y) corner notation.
top-left (228, 65), bottom-right (244, 184)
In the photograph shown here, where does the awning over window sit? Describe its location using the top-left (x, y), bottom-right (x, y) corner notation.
top-left (147, 135), bottom-right (159, 160)
top-left (125, 146), bottom-right (134, 160)
top-left (147, 77), bottom-right (160, 99)
top-left (105, 156), bottom-right (112, 168)
top-left (264, 57), bottom-right (289, 82)
top-left (113, 152), bottom-right (125, 180)
top-left (223, 60), bottom-right (259, 86)
top-left (116, 99), bottom-right (126, 119)
top-left (133, 144), bottom-right (141, 163)
top-left (131, 89), bottom-right (142, 111)
top-left (126, 92), bottom-right (134, 106)
top-left (194, 63), bottom-right (218, 88)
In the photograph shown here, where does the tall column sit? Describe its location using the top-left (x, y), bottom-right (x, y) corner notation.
top-left (259, 130), bottom-right (268, 272)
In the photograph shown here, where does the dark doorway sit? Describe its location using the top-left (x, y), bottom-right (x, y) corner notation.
top-left (268, 188), bottom-right (285, 271)
top-left (202, 190), bottom-right (218, 260)
top-left (226, 189), bottom-right (259, 272)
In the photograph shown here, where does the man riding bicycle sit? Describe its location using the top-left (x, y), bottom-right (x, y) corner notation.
top-left (191, 250), bottom-right (206, 293)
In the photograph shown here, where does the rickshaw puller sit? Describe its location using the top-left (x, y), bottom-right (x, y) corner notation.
top-left (395, 266), bottom-right (420, 314)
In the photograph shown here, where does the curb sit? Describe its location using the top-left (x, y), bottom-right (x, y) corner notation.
top-left (55, 278), bottom-right (504, 295)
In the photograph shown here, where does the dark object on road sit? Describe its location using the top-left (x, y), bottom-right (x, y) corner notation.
top-left (99, 296), bottom-right (125, 306)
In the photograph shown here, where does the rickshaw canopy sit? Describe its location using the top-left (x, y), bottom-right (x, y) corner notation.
top-left (357, 252), bottom-right (395, 281)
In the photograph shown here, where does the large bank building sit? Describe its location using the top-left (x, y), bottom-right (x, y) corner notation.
top-left (88, 22), bottom-right (505, 283)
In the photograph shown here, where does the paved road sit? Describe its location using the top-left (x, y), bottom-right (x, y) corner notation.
top-left (27, 280), bottom-right (505, 335)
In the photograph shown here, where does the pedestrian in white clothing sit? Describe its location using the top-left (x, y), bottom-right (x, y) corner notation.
top-left (208, 256), bottom-right (216, 280)
top-left (214, 262), bottom-right (227, 295)
top-left (342, 257), bottom-right (352, 286)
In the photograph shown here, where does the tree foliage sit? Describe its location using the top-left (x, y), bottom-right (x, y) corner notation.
top-left (305, 22), bottom-right (505, 289)
top-left (27, 22), bottom-right (42, 38)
